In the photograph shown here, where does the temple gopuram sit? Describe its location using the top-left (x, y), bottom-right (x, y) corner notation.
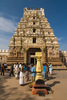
top-left (6, 8), bottom-right (66, 68)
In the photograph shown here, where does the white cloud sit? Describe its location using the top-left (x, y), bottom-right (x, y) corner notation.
top-left (0, 16), bottom-right (17, 33)
top-left (57, 37), bottom-right (67, 51)
top-left (0, 37), bottom-right (9, 49)
top-left (59, 44), bottom-right (67, 51)
top-left (0, 12), bottom-right (18, 49)
top-left (57, 37), bottom-right (62, 41)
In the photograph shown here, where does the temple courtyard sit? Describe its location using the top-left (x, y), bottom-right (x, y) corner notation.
top-left (0, 70), bottom-right (67, 100)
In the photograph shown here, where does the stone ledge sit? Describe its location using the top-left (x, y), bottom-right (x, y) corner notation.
top-left (0, 50), bottom-right (9, 52)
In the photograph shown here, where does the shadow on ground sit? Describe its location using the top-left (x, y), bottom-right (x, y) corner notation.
top-left (49, 81), bottom-right (60, 87)
top-left (47, 72), bottom-right (57, 81)
top-left (0, 73), bottom-right (15, 99)
top-left (0, 72), bottom-right (36, 100)
top-left (16, 94), bottom-right (35, 100)
top-left (48, 76), bottom-right (56, 81)
top-left (51, 73), bottom-right (57, 75)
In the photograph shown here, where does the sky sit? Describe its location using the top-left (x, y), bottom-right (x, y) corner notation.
top-left (0, 0), bottom-right (67, 51)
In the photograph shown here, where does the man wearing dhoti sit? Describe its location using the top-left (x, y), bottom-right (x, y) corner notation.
top-left (49, 63), bottom-right (52, 75)
top-left (14, 63), bottom-right (19, 79)
top-left (14, 63), bottom-right (16, 69)
top-left (19, 64), bottom-right (25, 85)
top-left (19, 63), bottom-right (22, 69)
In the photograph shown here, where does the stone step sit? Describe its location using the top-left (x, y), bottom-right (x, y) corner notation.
top-left (7, 57), bottom-right (24, 60)
top-left (7, 59), bottom-right (24, 61)
top-left (7, 56), bottom-right (25, 66)
top-left (7, 60), bottom-right (24, 62)
top-left (48, 62), bottom-right (62, 65)
top-left (53, 65), bottom-right (66, 69)
top-left (47, 58), bottom-right (62, 62)
top-left (7, 61), bottom-right (24, 63)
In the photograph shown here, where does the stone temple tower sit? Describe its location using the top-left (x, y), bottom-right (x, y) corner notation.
top-left (7, 8), bottom-right (63, 67)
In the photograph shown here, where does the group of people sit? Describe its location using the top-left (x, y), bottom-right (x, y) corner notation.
top-left (0, 62), bottom-right (52, 86)
top-left (9, 63), bottom-right (36, 85)
top-left (42, 63), bottom-right (53, 80)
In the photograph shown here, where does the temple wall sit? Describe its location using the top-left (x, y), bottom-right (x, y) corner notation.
top-left (60, 51), bottom-right (67, 66)
top-left (0, 50), bottom-right (9, 64)
top-left (0, 49), bottom-right (67, 66)
top-left (22, 37), bottom-right (45, 45)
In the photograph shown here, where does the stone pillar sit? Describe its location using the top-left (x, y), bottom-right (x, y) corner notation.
top-left (35, 52), bottom-right (43, 81)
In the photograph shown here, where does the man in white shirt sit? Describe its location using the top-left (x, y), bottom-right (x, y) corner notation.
top-left (19, 63), bottom-right (22, 69)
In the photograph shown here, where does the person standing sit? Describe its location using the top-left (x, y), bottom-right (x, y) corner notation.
top-left (18, 63), bottom-right (22, 76)
top-left (23, 63), bottom-right (26, 78)
top-left (14, 63), bottom-right (19, 79)
top-left (19, 63), bottom-right (22, 69)
top-left (14, 63), bottom-right (16, 69)
top-left (42, 63), bottom-right (46, 79)
top-left (30, 64), bottom-right (36, 82)
top-left (9, 64), bottom-right (14, 76)
top-left (1, 64), bottom-right (4, 76)
top-left (23, 63), bottom-right (26, 71)
top-left (45, 63), bottom-right (49, 79)
top-left (19, 64), bottom-right (25, 86)
top-left (26, 64), bottom-right (30, 81)
top-left (49, 63), bottom-right (52, 75)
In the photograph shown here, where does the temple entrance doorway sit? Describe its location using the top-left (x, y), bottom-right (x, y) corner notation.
top-left (27, 48), bottom-right (41, 64)
top-left (31, 58), bottom-right (34, 64)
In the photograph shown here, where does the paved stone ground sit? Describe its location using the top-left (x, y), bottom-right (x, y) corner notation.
top-left (0, 70), bottom-right (67, 100)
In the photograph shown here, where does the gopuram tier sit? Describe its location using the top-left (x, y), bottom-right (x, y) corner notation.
top-left (7, 8), bottom-right (63, 67)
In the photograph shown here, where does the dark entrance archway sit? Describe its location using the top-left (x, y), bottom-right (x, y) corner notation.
top-left (27, 48), bottom-right (41, 64)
